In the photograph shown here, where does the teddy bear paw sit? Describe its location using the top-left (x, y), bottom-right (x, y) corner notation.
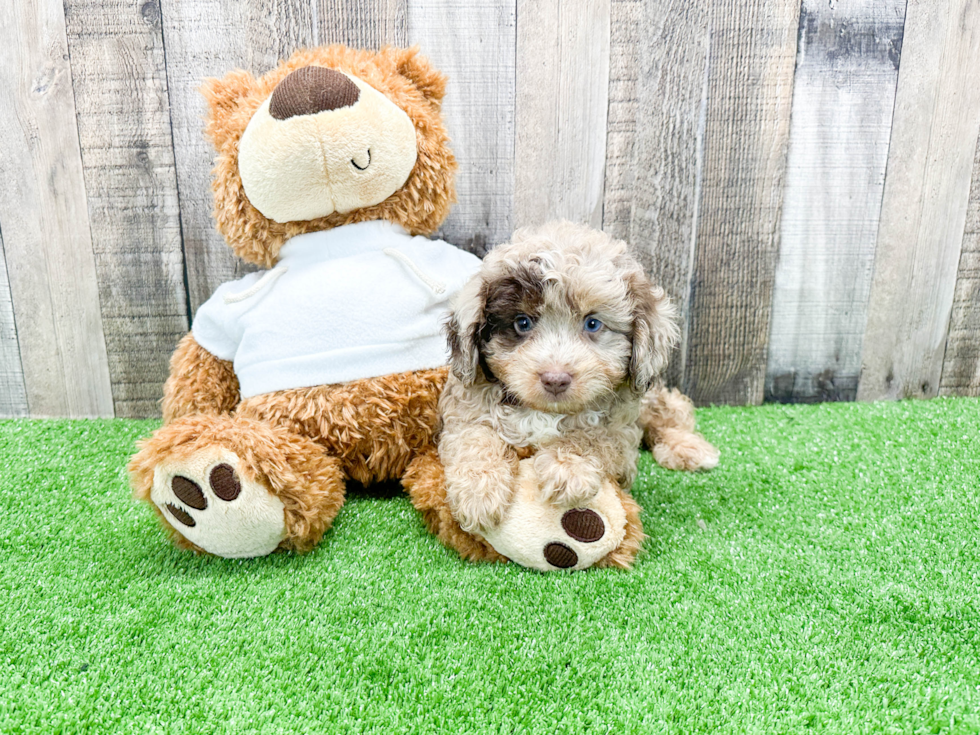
top-left (150, 452), bottom-right (286, 558)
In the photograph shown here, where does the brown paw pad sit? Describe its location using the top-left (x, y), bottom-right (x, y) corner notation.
top-left (561, 508), bottom-right (605, 542)
top-left (210, 463), bottom-right (241, 501)
top-left (544, 542), bottom-right (578, 569)
top-left (172, 476), bottom-right (207, 510)
top-left (165, 503), bottom-right (196, 527)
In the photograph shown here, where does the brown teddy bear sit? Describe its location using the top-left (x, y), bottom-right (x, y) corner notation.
top-left (129, 45), bottom-right (482, 557)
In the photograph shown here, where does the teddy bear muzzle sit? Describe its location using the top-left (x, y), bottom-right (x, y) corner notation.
top-left (237, 67), bottom-right (418, 223)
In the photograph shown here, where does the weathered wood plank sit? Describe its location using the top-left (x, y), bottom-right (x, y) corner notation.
top-left (858, 0), bottom-right (980, 401)
top-left (0, 0), bottom-right (113, 417)
top-left (64, 0), bottom-right (188, 418)
top-left (317, 0), bottom-right (407, 48)
top-left (603, 0), bottom-right (710, 389)
top-left (602, 0), bottom-right (642, 244)
top-left (160, 0), bottom-right (316, 313)
top-left (683, 0), bottom-right (800, 405)
top-left (407, 0), bottom-right (516, 255)
top-left (940, 133), bottom-right (980, 396)
top-left (0, 231), bottom-right (29, 418)
top-left (514, 0), bottom-right (610, 229)
top-left (766, 0), bottom-right (905, 404)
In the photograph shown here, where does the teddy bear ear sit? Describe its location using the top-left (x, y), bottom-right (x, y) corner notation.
top-left (200, 69), bottom-right (258, 149)
top-left (391, 46), bottom-right (447, 106)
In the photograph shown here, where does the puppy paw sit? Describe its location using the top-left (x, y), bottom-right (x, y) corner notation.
top-left (150, 451), bottom-right (287, 557)
top-left (451, 492), bottom-right (509, 534)
top-left (653, 428), bottom-right (720, 471)
top-left (534, 450), bottom-right (604, 508)
top-left (447, 468), bottom-right (516, 533)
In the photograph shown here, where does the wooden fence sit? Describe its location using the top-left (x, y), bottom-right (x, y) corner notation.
top-left (1, 0), bottom-right (979, 418)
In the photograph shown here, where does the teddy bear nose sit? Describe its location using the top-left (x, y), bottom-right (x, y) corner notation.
top-left (269, 66), bottom-right (361, 120)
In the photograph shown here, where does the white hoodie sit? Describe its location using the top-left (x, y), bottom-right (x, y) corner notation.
top-left (192, 220), bottom-right (482, 398)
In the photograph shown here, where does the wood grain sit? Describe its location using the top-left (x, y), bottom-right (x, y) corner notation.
top-left (683, 0), bottom-right (800, 405)
top-left (858, 0), bottom-right (980, 401)
top-left (317, 0), bottom-right (407, 47)
top-left (0, 231), bottom-right (29, 418)
top-left (160, 0), bottom-right (317, 313)
top-left (514, 0), bottom-right (610, 229)
top-left (603, 0), bottom-right (711, 388)
top-left (407, 0), bottom-right (516, 255)
top-left (766, 0), bottom-right (905, 403)
top-left (602, 0), bottom-right (643, 244)
top-left (63, 0), bottom-right (188, 418)
top-left (0, 0), bottom-right (113, 417)
top-left (940, 133), bottom-right (980, 396)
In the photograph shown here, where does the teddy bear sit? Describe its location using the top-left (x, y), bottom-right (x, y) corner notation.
top-left (129, 45), bottom-right (484, 558)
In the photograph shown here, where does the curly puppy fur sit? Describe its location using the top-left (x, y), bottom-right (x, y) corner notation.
top-left (438, 221), bottom-right (716, 567)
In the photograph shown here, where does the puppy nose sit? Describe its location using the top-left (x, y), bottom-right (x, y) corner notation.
top-left (269, 66), bottom-right (360, 120)
top-left (540, 371), bottom-right (572, 396)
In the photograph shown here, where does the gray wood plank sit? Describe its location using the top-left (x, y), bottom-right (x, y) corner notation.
top-left (765, 0), bottom-right (905, 404)
top-left (160, 0), bottom-right (316, 313)
top-left (683, 0), bottom-right (800, 405)
top-left (0, 229), bottom-right (28, 418)
top-left (514, 0), bottom-right (610, 229)
top-left (940, 133), bottom-right (980, 396)
top-left (64, 0), bottom-right (189, 418)
top-left (858, 0), bottom-right (980, 401)
top-left (602, 0), bottom-right (643, 244)
top-left (602, 0), bottom-right (711, 389)
top-left (317, 0), bottom-right (407, 47)
top-left (0, 0), bottom-right (113, 417)
top-left (407, 0), bottom-right (516, 255)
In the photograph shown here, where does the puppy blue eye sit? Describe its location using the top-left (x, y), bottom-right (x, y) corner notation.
top-left (584, 316), bottom-right (603, 333)
top-left (514, 315), bottom-right (534, 334)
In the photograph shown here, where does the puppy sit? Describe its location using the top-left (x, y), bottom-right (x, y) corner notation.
top-left (439, 220), bottom-right (718, 534)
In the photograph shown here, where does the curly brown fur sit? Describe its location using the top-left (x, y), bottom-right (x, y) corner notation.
top-left (236, 368), bottom-right (448, 486)
top-left (203, 45), bottom-right (456, 267)
top-left (129, 414), bottom-right (347, 554)
top-left (402, 447), bottom-right (506, 563)
top-left (162, 334), bottom-right (241, 423)
top-left (641, 387), bottom-right (720, 471)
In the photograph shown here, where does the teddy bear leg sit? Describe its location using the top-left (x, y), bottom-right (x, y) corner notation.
top-left (401, 446), bottom-right (507, 564)
top-left (594, 490), bottom-right (646, 569)
top-left (640, 387), bottom-right (720, 471)
top-left (129, 414), bottom-right (346, 557)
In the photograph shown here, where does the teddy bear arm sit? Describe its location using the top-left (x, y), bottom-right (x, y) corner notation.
top-left (162, 333), bottom-right (241, 424)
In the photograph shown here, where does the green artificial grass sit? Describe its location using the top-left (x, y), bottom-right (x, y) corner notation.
top-left (1, 399), bottom-right (979, 733)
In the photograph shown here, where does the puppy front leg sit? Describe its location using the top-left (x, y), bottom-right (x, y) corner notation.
top-left (534, 431), bottom-right (623, 508)
top-left (440, 425), bottom-right (519, 533)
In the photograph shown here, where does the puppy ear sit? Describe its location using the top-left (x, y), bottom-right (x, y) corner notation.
top-left (445, 275), bottom-right (487, 385)
top-left (629, 278), bottom-right (680, 394)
